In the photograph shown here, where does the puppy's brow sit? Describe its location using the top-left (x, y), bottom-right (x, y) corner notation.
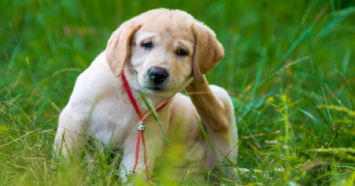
top-left (136, 33), bottom-right (158, 44)
top-left (177, 40), bottom-right (193, 52)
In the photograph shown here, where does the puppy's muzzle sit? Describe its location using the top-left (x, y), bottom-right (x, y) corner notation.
top-left (148, 67), bottom-right (169, 85)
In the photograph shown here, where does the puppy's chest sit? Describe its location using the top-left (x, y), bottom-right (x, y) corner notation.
top-left (88, 96), bottom-right (140, 148)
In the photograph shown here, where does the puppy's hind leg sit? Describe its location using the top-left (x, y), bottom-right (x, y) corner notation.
top-left (208, 85), bottom-right (238, 174)
top-left (185, 76), bottom-right (238, 177)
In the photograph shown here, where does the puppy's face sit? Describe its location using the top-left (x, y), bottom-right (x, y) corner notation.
top-left (129, 22), bottom-right (195, 96)
top-left (106, 9), bottom-right (224, 97)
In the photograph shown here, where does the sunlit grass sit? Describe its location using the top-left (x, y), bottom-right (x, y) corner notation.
top-left (1, 0), bottom-right (355, 185)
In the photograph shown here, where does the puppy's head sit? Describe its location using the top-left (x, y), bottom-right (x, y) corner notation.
top-left (106, 9), bottom-right (224, 97)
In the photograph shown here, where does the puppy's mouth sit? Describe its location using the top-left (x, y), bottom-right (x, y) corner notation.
top-left (146, 86), bottom-right (164, 92)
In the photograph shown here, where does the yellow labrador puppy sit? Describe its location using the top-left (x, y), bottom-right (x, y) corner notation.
top-left (54, 8), bottom-right (238, 182)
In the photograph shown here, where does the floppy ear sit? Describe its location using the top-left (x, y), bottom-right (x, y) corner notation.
top-left (191, 24), bottom-right (224, 84)
top-left (105, 23), bottom-right (142, 77)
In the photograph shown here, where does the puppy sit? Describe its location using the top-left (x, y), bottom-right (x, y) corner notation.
top-left (54, 8), bottom-right (238, 182)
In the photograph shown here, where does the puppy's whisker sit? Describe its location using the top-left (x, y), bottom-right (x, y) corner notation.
top-left (122, 67), bottom-right (138, 73)
top-left (122, 67), bottom-right (134, 70)
top-left (168, 79), bottom-right (182, 85)
top-left (126, 76), bottom-right (138, 81)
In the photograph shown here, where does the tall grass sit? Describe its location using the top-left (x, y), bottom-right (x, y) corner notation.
top-left (1, 0), bottom-right (355, 185)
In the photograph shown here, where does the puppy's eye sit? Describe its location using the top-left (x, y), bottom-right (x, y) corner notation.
top-left (176, 49), bottom-right (188, 56)
top-left (142, 41), bottom-right (153, 49)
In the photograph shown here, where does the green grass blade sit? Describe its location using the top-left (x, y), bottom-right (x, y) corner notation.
top-left (138, 92), bottom-right (192, 184)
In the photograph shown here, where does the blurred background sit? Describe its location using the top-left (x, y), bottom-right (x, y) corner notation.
top-left (1, 0), bottom-right (355, 185)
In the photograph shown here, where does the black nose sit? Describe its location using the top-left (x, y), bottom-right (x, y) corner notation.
top-left (148, 67), bottom-right (169, 84)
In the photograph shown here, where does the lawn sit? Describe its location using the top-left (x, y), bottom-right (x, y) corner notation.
top-left (1, 0), bottom-right (355, 185)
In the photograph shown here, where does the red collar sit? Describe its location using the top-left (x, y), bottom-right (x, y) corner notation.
top-left (121, 70), bottom-right (171, 180)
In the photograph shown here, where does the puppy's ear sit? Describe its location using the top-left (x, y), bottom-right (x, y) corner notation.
top-left (105, 23), bottom-right (142, 77)
top-left (191, 24), bottom-right (224, 84)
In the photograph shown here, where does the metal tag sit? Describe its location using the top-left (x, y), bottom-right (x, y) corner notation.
top-left (138, 122), bottom-right (145, 131)
top-left (126, 169), bottom-right (135, 177)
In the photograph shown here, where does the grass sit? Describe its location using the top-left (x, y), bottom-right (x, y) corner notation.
top-left (1, 0), bottom-right (355, 185)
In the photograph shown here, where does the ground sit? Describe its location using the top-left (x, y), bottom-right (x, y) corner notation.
top-left (1, 0), bottom-right (355, 185)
